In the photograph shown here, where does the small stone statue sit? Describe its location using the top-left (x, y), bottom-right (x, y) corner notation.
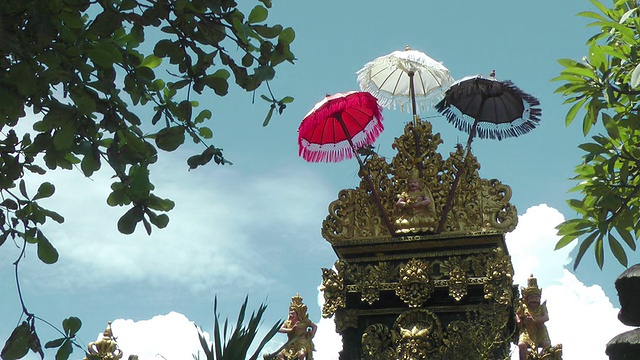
top-left (395, 170), bottom-right (437, 234)
top-left (516, 274), bottom-right (562, 360)
top-left (276, 294), bottom-right (317, 360)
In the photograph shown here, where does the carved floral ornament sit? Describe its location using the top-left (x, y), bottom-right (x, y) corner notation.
top-left (321, 119), bottom-right (518, 243)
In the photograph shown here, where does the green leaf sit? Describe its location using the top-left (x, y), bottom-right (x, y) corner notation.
top-left (602, 113), bottom-right (620, 139)
top-left (555, 234), bottom-right (577, 250)
top-left (630, 63), bottom-right (640, 88)
top-left (19, 179), bottom-right (28, 198)
top-left (578, 142), bottom-right (607, 154)
top-left (248, 5), bottom-right (268, 24)
top-left (278, 27), bottom-right (295, 45)
top-left (618, 227), bottom-right (636, 250)
top-left (33, 182), bottom-right (55, 200)
top-left (280, 96), bottom-right (294, 104)
top-left (587, 42), bottom-right (606, 72)
top-left (139, 55), bottom-right (162, 69)
top-left (608, 233), bottom-right (628, 267)
top-left (254, 24), bottom-right (282, 38)
top-left (573, 232), bottom-right (598, 270)
top-left (87, 42), bottom-right (124, 68)
top-left (1, 199), bottom-right (18, 210)
top-left (195, 110), bottom-right (212, 124)
top-left (199, 127), bottom-right (213, 139)
top-left (619, 7), bottom-right (636, 23)
top-left (37, 232), bottom-right (59, 264)
top-left (55, 339), bottom-right (72, 360)
top-left (565, 98), bottom-right (587, 126)
top-left (62, 317), bottom-right (82, 337)
top-left (1, 322), bottom-right (32, 360)
top-left (81, 152), bottom-right (101, 177)
top-left (155, 126), bottom-right (185, 152)
top-left (263, 105), bottom-right (274, 126)
top-left (45, 338), bottom-right (65, 349)
top-left (149, 213), bottom-right (169, 228)
top-left (117, 206), bottom-right (144, 234)
top-left (43, 209), bottom-right (65, 224)
top-left (595, 235), bottom-right (604, 268)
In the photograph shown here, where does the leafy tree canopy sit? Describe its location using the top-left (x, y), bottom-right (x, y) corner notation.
top-left (0, 0), bottom-right (294, 358)
top-left (553, 0), bottom-right (640, 269)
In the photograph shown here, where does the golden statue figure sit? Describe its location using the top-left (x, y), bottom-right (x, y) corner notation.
top-left (277, 294), bottom-right (317, 360)
top-left (395, 171), bottom-right (437, 234)
top-left (516, 275), bottom-right (562, 360)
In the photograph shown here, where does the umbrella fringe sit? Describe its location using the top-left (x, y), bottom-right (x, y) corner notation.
top-left (358, 74), bottom-right (446, 113)
top-left (298, 118), bottom-right (384, 163)
top-left (435, 76), bottom-right (542, 141)
top-left (436, 99), bottom-right (542, 141)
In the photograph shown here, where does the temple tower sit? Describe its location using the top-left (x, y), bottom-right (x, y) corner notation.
top-left (319, 120), bottom-right (520, 360)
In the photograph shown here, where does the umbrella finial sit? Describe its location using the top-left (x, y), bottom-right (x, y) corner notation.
top-left (405, 45), bottom-right (411, 51)
top-left (489, 69), bottom-right (496, 78)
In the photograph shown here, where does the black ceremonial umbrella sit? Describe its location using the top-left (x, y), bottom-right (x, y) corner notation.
top-left (435, 73), bottom-right (541, 231)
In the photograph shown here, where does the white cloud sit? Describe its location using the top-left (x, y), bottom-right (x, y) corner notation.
top-left (17, 161), bottom-right (334, 295)
top-left (312, 286), bottom-right (343, 360)
top-left (106, 312), bottom-right (208, 360)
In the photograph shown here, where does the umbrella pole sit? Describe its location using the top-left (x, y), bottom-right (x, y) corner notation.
top-left (409, 71), bottom-right (424, 178)
top-left (437, 120), bottom-right (478, 233)
top-left (336, 115), bottom-right (396, 235)
top-left (409, 71), bottom-right (418, 126)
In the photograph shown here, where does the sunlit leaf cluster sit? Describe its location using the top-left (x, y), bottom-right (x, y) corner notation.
top-left (553, 0), bottom-right (640, 269)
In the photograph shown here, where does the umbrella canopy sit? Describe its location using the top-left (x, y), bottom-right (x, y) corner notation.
top-left (435, 74), bottom-right (542, 141)
top-left (298, 91), bottom-right (384, 163)
top-left (357, 46), bottom-right (454, 115)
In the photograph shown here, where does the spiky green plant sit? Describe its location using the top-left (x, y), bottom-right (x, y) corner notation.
top-left (196, 297), bottom-right (282, 360)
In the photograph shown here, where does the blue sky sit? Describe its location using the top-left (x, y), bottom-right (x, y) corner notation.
top-left (1, 0), bottom-right (637, 359)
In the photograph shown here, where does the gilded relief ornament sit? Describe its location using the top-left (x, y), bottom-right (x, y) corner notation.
top-left (361, 324), bottom-right (396, 360)
top-left (347, 262), bottom-right (392, 305)
top-left (394, 310), bottom-right (444, 359)
top-left (396, 259), bottom-right (434, 307)
top-left (320, 266), bottom-right (345, 318)
top-left (442, 257), bottom-right (469, 302)
top-left (334, 309), bottom-right (358, 333)
top-left (483, 248), bottom-right (514, 306)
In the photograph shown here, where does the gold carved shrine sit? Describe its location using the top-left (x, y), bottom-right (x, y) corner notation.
top-left (319, 119), bottom-right (520, 360)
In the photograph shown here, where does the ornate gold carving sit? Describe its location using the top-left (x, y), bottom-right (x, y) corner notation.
top-left (361, 324), bottom-right (396, 360)
top-left (442, 257), bottom-right (469, 302)
top-left (439, 303), bottom-right (514, 359)
top-left (396, 259), bottom-right (434, 307)
top-left (84, 322), bottom-right (123, 360)
top-left (483, 248), bottom-right (514, 306)
top-left (394, 310), bottom-right (444, 359)
top-left (346, 262), bottom-right (393, 305)
top-left (320, 265), bottom-right (345, 318)
top-left (321, 119), bottom-right (518, 244)
top-left (334, 309), bottom-right (358, 333)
